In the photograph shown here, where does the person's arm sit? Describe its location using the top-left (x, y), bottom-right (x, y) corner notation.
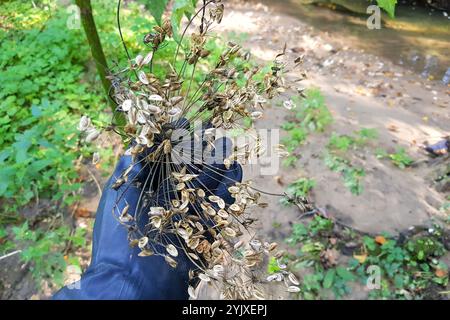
top-left (53, 138), bottom-right (242, 300)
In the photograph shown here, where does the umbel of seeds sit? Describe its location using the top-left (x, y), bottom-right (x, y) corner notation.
top-left (80, 0), bottom-right (305, 299)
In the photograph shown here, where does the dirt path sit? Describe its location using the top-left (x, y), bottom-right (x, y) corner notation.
top-left (220, 1), bottom-right (449, 232)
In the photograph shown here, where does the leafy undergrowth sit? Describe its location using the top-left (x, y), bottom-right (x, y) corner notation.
top-left (279, 215), bottom-right (449, 300)
top-left (1, 220), bottom-right (88, 291)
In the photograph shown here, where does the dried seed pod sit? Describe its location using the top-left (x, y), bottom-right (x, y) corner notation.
top-left (135, 54), bottom-right (144, 67)
top-left (287, 286), bottom-right (301, 293)
top-left (108, 0), bottom-right (300, 301)
top-left (223, 227), bottom-right (236, 238)
top-left (77, 115), bottom-right (91, 131)
top-left (142, 52), bottom-right (153, 65)
top-left (188, 286), bottom-right (198, 299)
top-left (168, 107), bottom-right (181, 117)
top-left (149, 94), bottom-right (163, 102)
top-left (85, 128), bottom-right (100, 143)
top-left (166, 244), bottom-right (178, 257)
top-left (138, 236), bottom-right (149, 249)
top-left (198, 273), bottom-right (210, 282)
top-left (165, 255), bottom-right (178, 268)
top-left (288, 273), bottom-right (299, 286)
top-left (138, 71), bottom-right (149, 84)
top-left (138, 249), bottom-right (154, 257)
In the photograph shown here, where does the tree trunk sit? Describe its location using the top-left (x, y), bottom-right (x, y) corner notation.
top-left (75, 0), bottom-right (115, 111)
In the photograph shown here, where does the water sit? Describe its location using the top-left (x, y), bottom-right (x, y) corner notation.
top-left (261, 0), bottom-right (450, 81)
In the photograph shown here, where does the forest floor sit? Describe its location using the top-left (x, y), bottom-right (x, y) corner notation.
top-left (197, 0), bottom-right (450, 299)
top-left (2, 0), bottom-right (448, 300)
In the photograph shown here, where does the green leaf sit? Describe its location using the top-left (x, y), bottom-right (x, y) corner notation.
top-left (336, 266), bottom-right (355, 281)
top-left (171, 0), bottom-right (196, 42)
top-left (376, 0), bottom-right (397, 18)
top-left (138, 0), bottom-right (168, 25)
top-left (267, 256), bottom-right (282, 274)
top-left (323, 269), bottom-right (336, 289)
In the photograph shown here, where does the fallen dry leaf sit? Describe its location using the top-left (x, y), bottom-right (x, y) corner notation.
top-left (75, 207), bottom-right (92, 218)
top-left (387, 124), bottom-right (399, 132)
top-left (353, 253), bottom-right (368, 264)
top-left (435, 269), bottom-right (448, 278)
top-left (375, 236), bottom-right (387, 245)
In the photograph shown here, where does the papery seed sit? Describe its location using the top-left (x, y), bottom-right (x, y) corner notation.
top-left (287, 286), bottom-right (301, 293)
top-left (168, 107), bottom-right (181, 117)
top-left (77, 115), bottom-right (91, 131)
top-left (166, 244), bottom-right (179, 257)
top-left (135, 54), bottom-right (143, 66)
top-left (198, 273), bottom-right (210, 282)
top-left (149, 94), bottom-right (163, 101)
top-left (138, 236), bottom-right (148, 249)
top-left (138, 71), bottom-right (149, 84)
top-left (165, 255), bottom-right (177, 268)
top-left (223, 227), bottom-right (236, 237)
top-left (142, 52), bottom-right (153, 65)
top-left (138, 249), bottom-right (154, 257)
top-left (288, 273), bottom-right (299, 286)
top-left (188, 285), bottom-right (197, 299)
top-left (85, 128), bottom-right (100, 143)
top-left (217, 209), bottom-right (229, 219)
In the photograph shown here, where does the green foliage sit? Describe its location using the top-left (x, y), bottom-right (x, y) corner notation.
top-left (324, 153), bottom-right (365, 195)
top-left (357, 128), bottom-right (379, 142)
top-left (377, 147), bottom-right (414, 169)
top-left (286, 178), bottom-right (316, 198)
top-left (328, 133), bottom-right (354, 151)
top-left (295, 89), bottom-right (333, 132)
top-left (0, 2), bottom-right (100, 216)
top-left (286, 216), bottom-right (333, 246)
top-left (350, 229), bottom-right (448, 299)
top-left (324, 129), bottom-right (377, 195)
top-left (328, 128), bottom-right (378, 152)
top-left (389, 148), bottom-right (414, 169)
top-left (170, 0), bottom-right (198, 41)
top-left (281, 123), bottom-right (308, 151)
top-left (267, 256), bottom-right (282, 274)
top-left (7, 221), bottom-right (86, 287)
top-left (376, 0), bottom-right (397, 18)
top-left (285, 216), bottom-right (355, 299)
top-left (285, 216), bottom-right (449, 300)
top-left (137, 0), bottom-right (169, 25)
